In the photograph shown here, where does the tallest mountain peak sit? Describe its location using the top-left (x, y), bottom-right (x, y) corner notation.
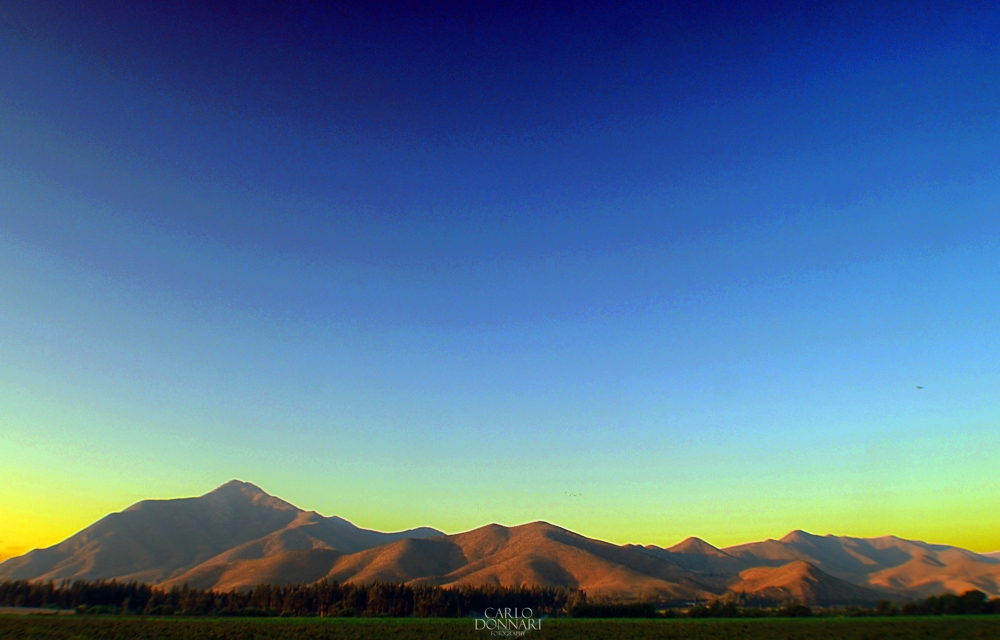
top-left (209, 479), bottom-right (267, 495)
top-left (203, 480), bottom-right (299, 512)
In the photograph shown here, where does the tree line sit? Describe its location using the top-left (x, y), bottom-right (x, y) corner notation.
top-left (2, 579), bottom-right (999, 618)
top-left (673, 590), bottom-right (1000, 618)
top-left (0, 579), bottom-right (576, 617)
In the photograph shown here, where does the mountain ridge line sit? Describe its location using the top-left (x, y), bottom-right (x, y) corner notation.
top-left (3, 480), bottom-right (997, 603)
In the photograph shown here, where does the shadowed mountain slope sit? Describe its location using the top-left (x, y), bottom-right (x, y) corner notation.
top-left (727, 560), bottom-right (884, 605)
top-left (633, 537), bottom-right (748, 577)
top-left (163, 548), bottom-right (343, 592)
top-left (723, 530), bottom-right (1000, 596)
top-left (866, 545), bottom-right (1000, 597)
top-left (0, 481), bottom-right (440, 585)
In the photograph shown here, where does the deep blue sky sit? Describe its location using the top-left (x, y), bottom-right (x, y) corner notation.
top-left (1, 1), bottom-right (999, 555)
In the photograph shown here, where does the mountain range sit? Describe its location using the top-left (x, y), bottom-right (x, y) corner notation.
top-left (2, 480), bottom-right (998, 605)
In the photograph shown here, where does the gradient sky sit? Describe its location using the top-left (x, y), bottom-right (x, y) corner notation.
top-left (2, 1), bottom-right (1000, 561)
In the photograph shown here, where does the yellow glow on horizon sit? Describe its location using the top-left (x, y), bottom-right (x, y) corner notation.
top-left (3, 481), bottom-right (998, 564)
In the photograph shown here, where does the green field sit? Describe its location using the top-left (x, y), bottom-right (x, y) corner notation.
top-left (2, 616), bottom-right (1000, 640)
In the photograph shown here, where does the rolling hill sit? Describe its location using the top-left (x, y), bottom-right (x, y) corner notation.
top-left (164, 520), bottom-right (716, 597)
top-left (728, 560), bottom-right (884, 605)
top-left (337, 522), bottom-right (715, 599)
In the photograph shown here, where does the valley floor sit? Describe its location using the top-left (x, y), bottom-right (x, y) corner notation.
top-left (2, 615), bottom-right (999, 640)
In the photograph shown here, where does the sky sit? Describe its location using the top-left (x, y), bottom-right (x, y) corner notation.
top-left (1, 1), bottom-right (999, 561)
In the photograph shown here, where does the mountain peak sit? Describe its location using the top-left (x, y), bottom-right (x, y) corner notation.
top-left (203, 480), bottom-right (299, 512)
top-left (517, 521), bottom-right (562, 531)
top-left (668, 536), bottom-right (726, 556)
top-left (780, 530), bottom-right (819, 544)
top-left (208, 479), bottom-right (267, 495)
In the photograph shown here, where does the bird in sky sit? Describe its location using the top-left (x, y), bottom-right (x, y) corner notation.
top-left (916, 386), bottom-right (924, 390)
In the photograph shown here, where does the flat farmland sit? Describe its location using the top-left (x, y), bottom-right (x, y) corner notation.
top-left (2, 616), bottom-right (1000, 640)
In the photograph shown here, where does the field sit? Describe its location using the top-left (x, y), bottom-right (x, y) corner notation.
top-left (2, 616), bottom-right (1000, 640)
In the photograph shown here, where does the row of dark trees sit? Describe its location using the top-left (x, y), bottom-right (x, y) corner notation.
top-left (679, 591), bottom-right (1000, 618)
top-left (2, 580), bottom-right (999, 618)
top-left (863, 591), bottom-right (1000, 617)
top-left (0, 580), bottom-right (578, 618)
